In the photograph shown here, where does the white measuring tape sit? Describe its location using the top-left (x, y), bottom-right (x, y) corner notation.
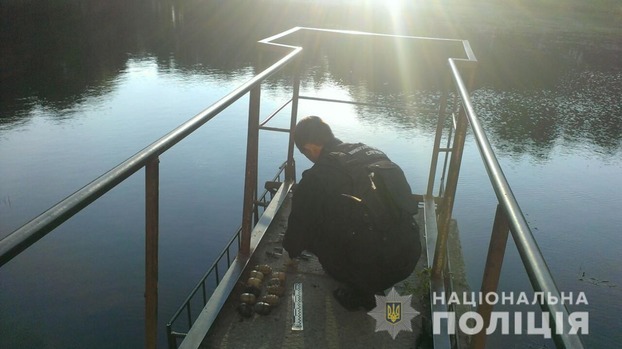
top-left (292, 282), bottom-right (303, 331)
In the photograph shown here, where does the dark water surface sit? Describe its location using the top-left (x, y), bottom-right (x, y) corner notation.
top-left (1, 1), bottom-right (621, 348)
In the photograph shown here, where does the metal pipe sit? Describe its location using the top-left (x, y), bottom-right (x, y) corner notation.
top-left (166, 226), bottom-right (243, 329)
top-left (240, 85), bottom-right (261, 256)
top-left (259, 98), bottom-right (293, 127)
top-left (431, 108), bottom-right (468, 278)
top-left (201, 283), bottom-right (207, 305)
top-left (166, 326), bottom-right (177, 349)
top-left (214, 264), bottom-right (220, 284)
top-left (167, 163), bottom-right (288, 333)
top-left (286, 66), bottom-right (301, 182)
top-left (298, 95), bottom-right (437, 114)
top-left (178, 180), bottom-right (293, 349)
top-left (186, 304), bottom-right (192, 328)
top-left (258, 126), bottom-right (291, 133)
top-left (471, 204), bottom-right (510, 349)
top-left (449, 58), bottom-right (584, 348)
top-left (145, 157), bottom-right (159, 349)
top-left (437, 116), bottom-right (454, 198)
top-left (426, 88), bottom-right (449, 197)
top-left (0, 46), bottom-right (302, 268)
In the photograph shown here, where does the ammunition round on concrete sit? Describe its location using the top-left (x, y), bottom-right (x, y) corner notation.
top-left (255, 264), bottom-right (273, 276)
top-left (240, 293), bottom-right (257, 305)
top-left (260, 294), bottom-right (279, 307)
top-left (249, 270), bottom-right (264, 280)
top-left (273, 271), bottom-right (286, 282)
top-left (266, 285), bottom-right (285, 297)
top-left (254, 301), bottom-right (272, 315)
top-left (243, 285), bottom-right (261, 298)
top-left (246, 277), bottom-right (263, 288)
top-left (267, 278), bottom-right (282, 287)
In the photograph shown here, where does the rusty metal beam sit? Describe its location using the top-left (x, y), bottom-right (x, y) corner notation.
top-left (145, 157), bottom-right (159, 349)
top-left (286, 68), bottom-right (301, 182)
top-left (240, 85), bottom-right (261, 256)
top-left (426, 88), bottom-right (449, 198)
top-left (178, 180), bottom-right (293, 349)
top-left (431, 108), bottom-right (467, 278)
top-left (471, 205), bottom-right (510, 349)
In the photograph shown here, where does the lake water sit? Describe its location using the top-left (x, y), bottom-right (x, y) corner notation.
top-left (1, 1), bottom-right (621, 348)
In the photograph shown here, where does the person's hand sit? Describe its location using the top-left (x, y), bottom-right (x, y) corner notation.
top-left (284, 252), bottom-right (299, 270)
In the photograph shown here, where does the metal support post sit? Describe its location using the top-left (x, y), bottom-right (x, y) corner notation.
top-left (240, 86), bottom-right (261, 256)
top-left (431, 108), bottom-right (467, 278)
top-left (285, 70), bottom-right (300, 183)
top-left (145, 157), bottom-right (160, 349)
top-left (426, 88), bottom-right (449, 197)
top-left (471, 204), bottom-right (510, 349)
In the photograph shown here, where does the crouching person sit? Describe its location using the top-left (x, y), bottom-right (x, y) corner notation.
top-left (283, 116), bottom-right (422, 311)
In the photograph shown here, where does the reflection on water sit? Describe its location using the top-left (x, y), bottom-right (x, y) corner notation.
top-left (1, 0), bottom-right (621, 348)
top-left (474, 69), bottom-right (622, 160)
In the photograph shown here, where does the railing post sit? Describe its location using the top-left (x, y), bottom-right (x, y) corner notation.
top-left (426, 87), bottom-right (449, 197)
top-left (145, 157), bottom-right (160, 349)
top-left (285, 65), bottom-right (301, 183)
top-left (166, 324), bottom-right (176, 349)
top-left (240, 85), bottom-right (261, 256)
top-left (448, 58), bottom-right (584, 348)
top-left (471, 204), bottom-right (510, 349)
top-left (431, 107), bottom-right (467, 278)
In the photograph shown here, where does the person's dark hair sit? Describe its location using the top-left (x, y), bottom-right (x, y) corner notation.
top-left (294, 116), bottom-right (335, 151)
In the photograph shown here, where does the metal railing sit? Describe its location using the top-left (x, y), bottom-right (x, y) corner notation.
top-left (167, 28), bottom-right (468, 349)
top-left (423, 48), bottom-right (586, 348)
top-left (0, 27), bottom-right (585, 349)
top-left (258, 28), bottom-right (584, 348)
top-left (165, 162), bottom-right (288, 348)
top-left (0, 42), bottom-right (302, 349)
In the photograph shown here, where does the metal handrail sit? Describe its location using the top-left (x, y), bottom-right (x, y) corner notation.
top-left (165, 162), bottom-right (288, 348)
top-left (0, 46), bottom-right (301, 268)
top-left (166, 225), bottom-right (242, 346)
top-left (448, 58), bottom-right (584, 348)
top-left (0, 42), bottom-right (302, 349)
top-left (1, 26), bottom-right (584, 349)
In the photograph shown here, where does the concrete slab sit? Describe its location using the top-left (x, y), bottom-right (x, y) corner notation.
top-left (202, 193), bottom-right (432, 348)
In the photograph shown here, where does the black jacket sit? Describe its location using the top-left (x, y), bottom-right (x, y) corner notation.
top-left (283, 138), bottom-right (350, 260)
top-left (283, 139), bottom-right (421, 292)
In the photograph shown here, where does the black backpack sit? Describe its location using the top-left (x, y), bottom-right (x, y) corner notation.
top-left (326, 143), bottom-right (418, 247)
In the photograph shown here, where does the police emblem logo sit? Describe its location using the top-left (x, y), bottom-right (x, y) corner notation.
top-left (368, 287), bottom-right (420, 339)
top-left (386, 302), bottom-right (401, 324)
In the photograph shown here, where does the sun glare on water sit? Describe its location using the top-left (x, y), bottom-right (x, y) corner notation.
top-left (377, 0), bottom-right (416, 92)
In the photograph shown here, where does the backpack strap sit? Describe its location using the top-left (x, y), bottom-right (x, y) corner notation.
top-left (327, 143), bottom-right (418, 216)
top-left (327, 143), bottom-right (388, 168)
